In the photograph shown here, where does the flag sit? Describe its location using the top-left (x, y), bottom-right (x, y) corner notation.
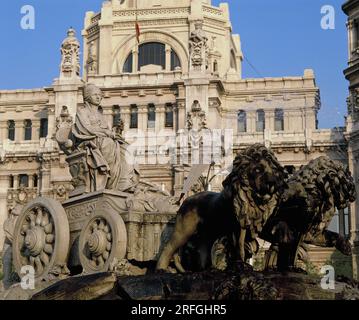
top-left (135, 22), bottom-right (140, 43)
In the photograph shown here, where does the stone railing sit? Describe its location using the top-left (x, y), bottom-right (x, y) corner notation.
top-left (113, 7), bottom-right (190, 19)
top-left (87, 69), bottom-right (183, 87)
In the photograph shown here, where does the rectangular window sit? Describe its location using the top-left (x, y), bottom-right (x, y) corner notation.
top-left (33, 174), bottom-right (38, 188)
top-left (19, 174), bottom-right (29, 188)
top-left (40, 118), bottom-right (48, 138)
top-left (256, 110), bottom-right (265, 132)
top-left (130, 105), bottom-right (138, 129)
top-left (147, 104), bottom-right (156, 129)
top-left (8, 120), bottom-right (15, 141)
top-left (24, 119), bottom-right (32, 141)
top-left (165, 104), bottom-right (174, 128)
top-left (138, 42), bottom-right (166, 71)
top-left (238, 111), bottom-right (247, 133)
top-left (275, 109), bottom-right (284, 131)
top-left (112, 106), bottom-right (121, 128)
top-left (9, 175), bottom-right (14, 188)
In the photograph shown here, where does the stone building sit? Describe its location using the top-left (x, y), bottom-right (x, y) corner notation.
top-left (0, 0), bottom-right (350, 268)
top-left (343, 0), bottom-right (359, 279)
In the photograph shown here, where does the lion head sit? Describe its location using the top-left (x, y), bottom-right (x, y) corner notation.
top-left (222, 144), bottom-right (288, 238)
top-left (291, 157), bottom-right (356, 221)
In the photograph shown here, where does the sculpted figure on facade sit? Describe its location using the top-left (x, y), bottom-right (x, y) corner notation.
top-left (189, 21), bottom-right (209, 71)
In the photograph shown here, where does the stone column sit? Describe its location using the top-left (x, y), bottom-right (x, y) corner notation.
top-left (156, 105), bottom-right (166, 133)
top-left (98, 3), bottom-right (113, 75)
top-left (349, 141), bottom-right (359, 279)
top-left (0, 121), bottom-right (7, 142)
top-left (28, 174), bottom-right (34, 189)
top-left (173, 104), bottom-right (178, 132)
top-left (347, 20), bottom-right (354, 59)
top-left (177, 102), bottom-right (186, 130)
top-left (12, 175), bottom-right (19, 190)
top-left (284, 110), bottom-right (291, 132)
top-left (32, 119), bottom-right (40, 141)
top-left (47, 106), bottom-right (56, 139)
top-left (247, 111), bottom-right (256, 133)
top-left (138, 105), bottom-right (148, 131)
top-left (165, 45), bottom-right (171, 72)
top-left (15, 121), bottom-right (23, 142)
top-left (267, 110), bottom-right (275, 132)
top-left (40, 167), bottom-right (51, 197)
top-left (0, 175), bottom-right (9, 248)
top-left (121, 106), bottom-right (131, 131)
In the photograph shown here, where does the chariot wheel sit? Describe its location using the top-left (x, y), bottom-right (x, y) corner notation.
top-left (79, 207), bottom-right (127, 274)
top-left (12, 197), bottom-right (70, 280)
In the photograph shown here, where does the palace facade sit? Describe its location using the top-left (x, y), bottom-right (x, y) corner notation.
top-left (0, 0), bottom-right (352, 272)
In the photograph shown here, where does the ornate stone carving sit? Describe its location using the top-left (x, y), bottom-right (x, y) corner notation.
top-left (86, 41), bottom-right (98, 75)
top-left (347, 88), bottom-right (359, 118)
top-left (186, 100), bottom-right (208, 130)
top-left (189, 21), bottom-right (209, 71)
top-left (60, 28), bottom-right (80, 77)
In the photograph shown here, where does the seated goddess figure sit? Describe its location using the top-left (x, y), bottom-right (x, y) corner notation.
top-left (72, 84), bottom-right (140, 192)
top-left (70, 83), bottom-right (177, 213)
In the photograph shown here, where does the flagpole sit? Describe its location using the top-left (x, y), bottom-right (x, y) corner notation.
top-left (135, 0), bottom-right (140, 43)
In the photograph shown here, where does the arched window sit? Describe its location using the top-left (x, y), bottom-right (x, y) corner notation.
top-left (148, 104), bottom-right (156, 129)
top-left (238, 110), bottom-right (247, 133)
top-left (122, 43), bottom-right (181, 73)
top-left (171, 50), bottom-right (181, 70)
top-left (130, 105), bottom-right (138, 129)
top-left (138, 42), bottom-right (165, 71)
top-left (256, 109), bottom-right (265, 132)
top-left (123, 53), bottom-right (133, 73)
top-left (275, 108), bottom-right (284, 131)
top-left (24, 119), bottom-right (32, 140)
top-left (8, 120), bottom-right (15, 141)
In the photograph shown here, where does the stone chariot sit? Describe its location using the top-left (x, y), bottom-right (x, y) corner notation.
top-left (10, 84), bottom-right (178, 281)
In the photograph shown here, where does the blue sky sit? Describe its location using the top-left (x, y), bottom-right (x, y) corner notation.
top-left (0, 0), bottom-right (349, 129)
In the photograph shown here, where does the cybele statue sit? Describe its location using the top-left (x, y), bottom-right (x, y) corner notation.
top-left (2, 95), bottom-right (359, 299)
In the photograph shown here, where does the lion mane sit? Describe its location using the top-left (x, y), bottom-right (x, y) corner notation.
top-left (222, 144), bottom-right (287, 240)
top-left (262, 156), bottom-right (357, 270)
top-left (292, 157), bottom-right (356, 241)
top-left (156, 144), bottom-right (288, 272)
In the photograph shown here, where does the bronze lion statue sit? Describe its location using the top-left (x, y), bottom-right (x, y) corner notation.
top-left (261, 156), bottom-right (356, 270)
top-left (156, 144), bottom-right (288, 272)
